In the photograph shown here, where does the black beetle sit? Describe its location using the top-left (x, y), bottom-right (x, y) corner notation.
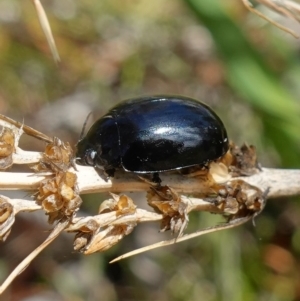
top-left (76, 95), bottom-right (229, 177)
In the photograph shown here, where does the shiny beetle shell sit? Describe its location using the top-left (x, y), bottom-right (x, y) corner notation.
top-left (76, 95), bottom-right (229, 175)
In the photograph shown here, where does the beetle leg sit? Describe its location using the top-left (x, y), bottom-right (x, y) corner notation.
top-left (152, 172), bottom-right (162, 185)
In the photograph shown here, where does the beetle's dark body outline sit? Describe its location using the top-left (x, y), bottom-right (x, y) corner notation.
top-left (76, 95), bottom-right (229, 176)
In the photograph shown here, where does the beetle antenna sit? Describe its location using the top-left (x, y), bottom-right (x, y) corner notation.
top-left (79, 112), bottom-right (93, 141)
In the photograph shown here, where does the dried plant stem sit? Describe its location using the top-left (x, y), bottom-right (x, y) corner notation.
top-left (283, 0), bottom-right (300, 13)
top-left (242, 0), bottom-right (299, 37)
top-left (0, 114), bottom-right (52, 143)
top-left (257, 0), bottom-right (300, 21)
top-left (110, 216), bottom-right (253, 263)
top-left (1, 166), bottom-right (299, 198)
top-left (67, 197), bottom-right (219, 232)
top-left (235, 168), bottom-right (300, 198)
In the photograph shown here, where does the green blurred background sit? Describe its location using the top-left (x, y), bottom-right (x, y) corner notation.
top-left (0, 0), bottom-right (300, 300)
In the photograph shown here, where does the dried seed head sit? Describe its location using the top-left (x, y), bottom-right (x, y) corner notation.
top-left (74, 234), bottom-right (89, 251)
top-left (30, 137), bottom-right (73, 172)
top-left (0, 196), bottom-right (15, 241)
top-left (99, 193), bottom-right (137, 216)
top-left (0, 128), bottom-right (15, 170)
top-left (78, 223), bottom-right (135, 254)
top-left (36, 171), bottom-right (81, 223)
top-left (148, 186), bottom-right (188, 236)
top-left (216, 180), bottom-right (266, 221)
top-left (74, 194), bottom-right (137, 254)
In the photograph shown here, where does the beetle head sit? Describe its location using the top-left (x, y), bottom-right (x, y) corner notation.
top-left (76, 138), bottom-right (97, 166)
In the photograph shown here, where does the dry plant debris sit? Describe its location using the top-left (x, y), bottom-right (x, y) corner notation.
top-left (242, 0), bottom-right (300, 37)
top-left (0, 115), bottom-right (299, 294)
top-left (73, 193), bottom-right (137, 254)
